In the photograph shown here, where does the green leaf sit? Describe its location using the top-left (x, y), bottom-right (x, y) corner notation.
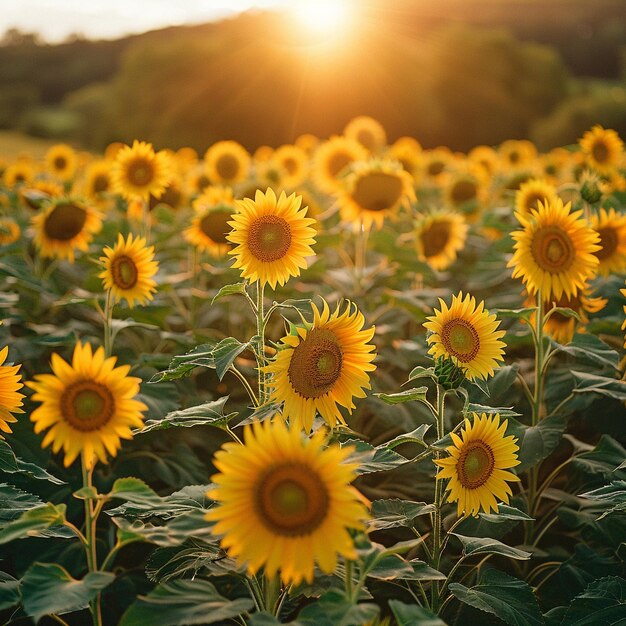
top-left (119, 579), bottom-right (254, 626)
top-left (135, 397), bottom-right (237, 434)
top-left (466, 403), bottom-right (521, 418)
top-left (343, 440), bottom-right (409, 475)
top-left (407, 366), bottom-right (437, 382)
top-left (366, 554), bottom-right (414, 580)
top-left (211, 281), bottom-right (246, 304)
top-left (375, 387), bottom-right (429, 405)
top-left (369, 499), bottom-right (435, 531)
top-left (0, 483), bottom-right (42, 522)
top-left (388, 600), bottom-right (447, 625)
top-left (294, 590), bottom-right (379, 625)
top-left (379, 424), bottom-right (431, 450)
top-left (212, 336), bottom-right (255, 380)
top-left (551, 334), bottom-right (619, 370)
top-left (493, 307), bottom-right (536, 321)
top-left (108, 477), bottom-right (161, 505)
top-left (572, 435), bottom-right (626, 480)
top-left (452, 534), bottom-right (531, 560)
top-left (0, 503), bottom-right (67, 544)
top-left (571, 371), bottom-right (626, 403)
top-left (21, 563), bottom-right (114, 623)
top-left (0, 572), bottom-right (20, 612)
top-left (449, 567), bottom-right (543, 626)
top-left (0, 439), bottom-right (65, 485)
top-left (561, 576), bottom-right (626, 625)
top-left (512, 414), bottom-right (566, 473)
top-left (581, 480), bottom-right (626, 519)
top-left (476, 504), bottom-right (533, 523)
top-left (73, 486), bottom-right (98, 501)
top-left (145, 541), bottom-right (228, 582)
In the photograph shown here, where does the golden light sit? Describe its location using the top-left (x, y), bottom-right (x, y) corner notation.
top-left (289, 0), bottom-right (352, 41)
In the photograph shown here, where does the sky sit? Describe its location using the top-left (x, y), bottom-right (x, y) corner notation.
top-left (0, 0), bottom-right (292, 43)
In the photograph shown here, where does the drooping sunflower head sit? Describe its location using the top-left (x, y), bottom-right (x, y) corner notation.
top-left (312, 135), bottom-right (368, 194)
top-left (414, 211), bottom-right (468, 271)
top-left (343, 115), bottom-right (387, 153)
top-left (0, 346), bottom-right (25, 439)
top-left (271, 144), bottom-right (309, 189)
top-left (579, 125), bottom-right (624, 173)
top-left (227, 188), bottom-right (317, 289)
top-left (206, 419), bottom-right (369, 585)
top-left (515, 178), bottom-right (559, 216)
top-left (266, 299), bottom-right (376, 432)
top-left (424, 292), bottom-right (506, 381)
top-left (27, 342), bottom-right (147, 469)
top-left (589, 207), bottom-right (626, 276)
top-left (99, 233), bottom-right (158, 308)
top-left (45, 144), bottom-right (77, 181)
top-left (435, 412), bottom-right (520, 517)
top-left (336, 159), bottom-right (416, 231)
top-left (204, 140), bottom-right (251, 185)
top-left (32, 197), bottom-right (103, 263)
top-left (111, 140), bottom-right (172, 201)
top-left (508, 198), bottom-right (601, 300)
top-left (83, 160), bottom-right (113, 199)
top-left (0, 218), bottom-right (21, 246)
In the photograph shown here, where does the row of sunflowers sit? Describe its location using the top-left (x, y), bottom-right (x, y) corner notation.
top-left (0, 116), bottom-right (625, 625)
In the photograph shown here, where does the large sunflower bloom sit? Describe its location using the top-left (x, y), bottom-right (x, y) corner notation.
top-left (414, 211), bottom-right (468, 271)
top-left (227, 188), bottom-right (317, 289)
top-left (266, 300), bottom-right (376, 432)
top-left (206, 419), bottom-right (369, 585)
top-left (99, 233), bottom-right (158, 308)
top-left (435, 413), bottom-right (520, 516)
top-left (589, 207), bottom-right (626, 276)
top-left (579, 125), bottom-right (624, 173)
top-left (27, 342), bottom-right (147, 469)
top-left (508, 198), bottom-right (600, 300)
top-left (0, 346), bottom-right (25, 439)
top-left (424, 292), bottom-right (506, 381)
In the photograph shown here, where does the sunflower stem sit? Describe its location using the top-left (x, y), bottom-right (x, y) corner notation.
top-left (264, 574), bottom-right (281, 616)
top-left (255, 281), bottom-right (267, 405)
top-left (103, 289), bottom-right (113, 357)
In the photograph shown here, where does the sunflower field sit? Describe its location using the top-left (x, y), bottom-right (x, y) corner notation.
top-left (0, 119), bottom-right (625, 626)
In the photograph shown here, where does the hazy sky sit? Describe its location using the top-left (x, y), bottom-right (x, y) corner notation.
top-left (1, 0), bottom-right (292, 42)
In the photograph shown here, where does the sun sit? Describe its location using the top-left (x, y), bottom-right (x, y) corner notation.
top-left (290, 0), bottom-right (351, 40)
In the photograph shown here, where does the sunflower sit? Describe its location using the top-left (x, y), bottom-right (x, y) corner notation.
top-left (20, 180), bottom-right (64, 211)
top-left (206, 419), bottom-right (369, 585)
top-left (579, 125), bottom-right (624, 173)
top-left (27, 342), bottom-right (147, 468)
top-left (272, 145), bottom-right (308, 188)
top-left (468, 145), bottom-right (499, 177)
top-left (187, 168), bottom-right (212, 195)
top-left (420, 148), bottom-right (455, 181)
top-left (0, 218), bottom-right (21, 245)
top-left (205, 141), bottom-right (251, 185)
top-left (498, 139), bottom-right (537, 169)
top-left (414, 211), bottom-right (468, 271)
top-left (515, 178), bottom-right (559, 216)
top-left (435, 413), bottom-right (520, 517)
top-left (508, 198), bottom-right (600, 300)
top-left (343, 115), bottom-right (387, 153)
top-left (444, 170), bottom-right (486, 220)
top-left (32, 198), bottom-right (103, 263)
top-left (589, 208), bottom-right (626, 276)
top-left (266, 300), bottom-right (376, 432)
top-left (227, 188), bottom-right (317, 289)
top-left (104, 142), bottom-right (125, 161)
top-left (336, 160), bottom-right (415, 231)
top-left (149, 179), bottom-right (185, 211)
top-left (295, 133), bottom-right (319, 154)
top-left (3, 161), bottom-right (34, 188)
top-left (185, 190), bottom-right (237, 257)
top-left (83, 160), bottom-right (113, 199)
top-left (387, 137), bottom-right (422, 177)
top-left (45, 144), bottom-right (77, 181)
top-left (312, 136), bottom-right (368, 194)
top-left (111, 140), bottom-right (172, 201)
top-left (99, 233), bottom-right (158, 308)
top-left (0, 346), bottom-right (25, 439)
top-left (424, 292), bottom-right (506, 381)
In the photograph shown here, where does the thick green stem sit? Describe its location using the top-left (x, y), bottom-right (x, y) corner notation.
top-left (103, 289), bottom-right (113, 357)
top-left (81, 455), bottom-right (102, 626)
top-left (255, 281), bottom-right (266, 404)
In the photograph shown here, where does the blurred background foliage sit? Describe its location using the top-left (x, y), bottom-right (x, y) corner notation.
top-left (0, 0), bottom-right (625, 152)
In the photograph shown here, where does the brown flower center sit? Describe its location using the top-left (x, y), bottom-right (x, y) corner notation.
top-left (200, 209), bottom-right (233, 245)
top-left (457, 441), bottom-right (495, 489)
top-left (427, 160), bottom-right (445, 177)
top-left (43, 203), bottom-right (87, 241)
top-left (127, 158), bottom-right (154, 187)
top-left (327, 151), bottom-right (352, 178)
top-left (247, 215), bottom-right (292, 262)
top-left (93, 174), bottom-right (109, 193)
top-left (288, 328), bottom-right (343, 399)
top-left (530, 225), bottom-right (575, 273)
top-left (508, 150), bottom-right (520, 164)
top-left (195, 174), bottom-right (210, 192)
top-left (422, 220), bottom-right (451, 258)
top-left (352, 172), bottom-right (404, 212)
top-left (215, 154), bottom-right (240, 181)
top-left (54, 156), bottom-right (67, 170)
top-left (595, 226), bottom-right (618, 261)
top-left (111, 255), bottom-right (138, 289)
top-left (591, 140), bottom-right (609, 164)
top-left (60, 381), bottom-right (115, 432)
top-left (254, 462), bottom-right (329, 536)
top-left (441, 318), bottom-right (480, 362)
top-left (450, 180), bottom-right (477, 205)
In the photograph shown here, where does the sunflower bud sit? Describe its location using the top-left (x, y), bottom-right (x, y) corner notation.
top-left (580, 170), bottom-right (602, 204)
top-left (434, 356), bottom-right (466, 390)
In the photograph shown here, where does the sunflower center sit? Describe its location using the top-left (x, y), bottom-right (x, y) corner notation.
top-left (328, 152), bottom-right (352, 177)
top-left (93, 175), bottom-right (109, 193)
top-left (43, 203), bottom-right (87, 241)
top-left (508, 151), bottom-right (520, 164)
top-left (422, 221), bottom-right (451, 258)
top-left (450, 180), bottom-right (477, 205)
top-left (200, 209), bottom-right (233, 244)
top-left (215, 154), bottom-right (240, 180)
top-left (247, 215), bottom-right (292, 262)
top-left (127, 158), bottom-right (154, 187)
top-left (54, 156), bottom-right (67, 170)
top-left (60, 381), bottom-right (115, 432)
top-left (282, 157), bottom-right (298, 175)
top-left (111, 255), bottom-right (139, 289)
top-left (352, 172), bottom-right (403, 212)
top-left (254, 462), bottom-right (329, 536)
top-left (427, 160), bottom-right (445, 176)
top-left (441, 319), bottom-right (480, 362)
top-left (530, 225), bottom-right (575, 273)
top-left (288, 328), bottom-right (343, 399)
top-left (196, 174), bottom-right (210, 192)
top-left (591, 140), bottom-right (609, 164)
top-left (457, 441), bottom-right (495, 489)
top-left (595, 227), bottom-right (618, 260)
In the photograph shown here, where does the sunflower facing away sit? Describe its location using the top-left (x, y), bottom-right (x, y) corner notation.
top-left (579, 125), bottom-right (624, 173)
top-left (414, 211), bottom-right (468, 271)
top-left (32, 198), bottom-right (103, 262)
top-left (0, 346), bottom-right (25, 439)
top-left (266, 299), bottom-right (376, 432)
top-left (111, 140), bottom-right (171, 201)
top-left (227, 188), bottom-right (317, 289)
top-left (99, 233), bottom-right (158, 308)
top-left (206, 419), bottom-right (369, 585)
top-left (27, 342), bottom-right (147, 468)
top-left (435, 413), bottom-right (520, 516)
top-left (185, 208), bottom-right (236, 258)
top-left (515, 178), bottom-right (559, 216)
top-left (312, 136), bottom-right (368, 194)
top-left (45, 144), bottom-right (77, 181)
top-left (424, 292), bottom-right (506, 381)
top-left (589, 207), bottom-right (626, 276)
top-left (508, 198), bottom-right (600, 300)
top-left (204, 141), bottom-right (251, 185)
